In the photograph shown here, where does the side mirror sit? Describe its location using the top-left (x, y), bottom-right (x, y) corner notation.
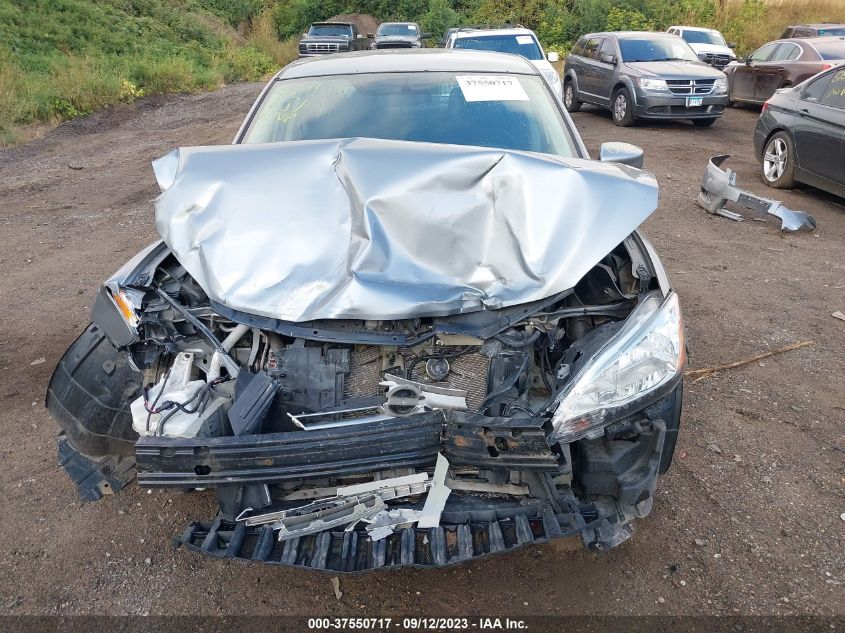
top-left (422, 33), bottom-right (432, 39)
top-left (599, 53), bottom-right (616, 65)
top-left (357, 34), bottom-right (364, 39)
top-left (728, 42), bottom-right (737, 49)
top-left (745, 58), bottom-right (753, 66)
top-left (599, 142), bottom-right (644, 169)
top-left (302, 33), bottom-right (308, 38)
top-left (547, 51), bottom-right (560, 63)
top-left (367, 33), bottom-right (374, 38)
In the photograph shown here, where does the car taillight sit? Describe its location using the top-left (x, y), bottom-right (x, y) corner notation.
top-left (822, 63), bottom-right (833, 71)
top-left (761, 101), bottom-right (770, 114)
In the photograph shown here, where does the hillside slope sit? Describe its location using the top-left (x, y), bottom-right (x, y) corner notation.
top-left (0, 0), bottom-right (294, 145)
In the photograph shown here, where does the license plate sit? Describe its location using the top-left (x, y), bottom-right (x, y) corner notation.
top-left (687, 96), bottom-right (704, 107)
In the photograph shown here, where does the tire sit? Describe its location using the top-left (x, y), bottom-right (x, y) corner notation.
top-left (761, 131), bottom-right (796, 188)
top-left (611, 87), bottom-right (635, 127)
top-left (692, 118), bottom-right (717, 127)
top-left (563, 80), bottom-right (581, 112)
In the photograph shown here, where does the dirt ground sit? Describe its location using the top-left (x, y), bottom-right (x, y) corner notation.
top-left (0, 82), bottom-right (843, 618)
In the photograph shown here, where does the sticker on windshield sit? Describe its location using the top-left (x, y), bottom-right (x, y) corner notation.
top-left (408, 24), bottom-right (417, 31)
top-left (516, 35), bottom-right (534, 45)
top-left (456, 76), bottom-right (529, 102)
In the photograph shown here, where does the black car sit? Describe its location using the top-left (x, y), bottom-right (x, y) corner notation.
top-left (754, 65), bottom-right (845, 197)
top-left (564, 31), bottom-right (729, 127)
top-left (369, 22), bottom-right (429, 49)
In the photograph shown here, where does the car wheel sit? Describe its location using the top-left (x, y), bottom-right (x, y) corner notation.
top-left (692, 118), bottom-right (717, 127)
top-left (761, 131), bottom-right (796, 188)
top-left (611, 87), bottom-right (635, 127)
top-left (564, 80), bottom-right (581, 112)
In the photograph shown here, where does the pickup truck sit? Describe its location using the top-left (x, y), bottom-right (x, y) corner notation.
top-left (298, 22), bottom-right (366, 57)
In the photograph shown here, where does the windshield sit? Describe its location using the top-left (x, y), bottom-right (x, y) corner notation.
top-left (817, 28), bottom-right (845, 36)
top-left (308, 25), bottom-right (351, 37)
top-left (620, 38), bottom-right (700, 62)
top-left (377, 24), bottom-right (418, 37)
top-left (241, 72), bottom-right (575, 156)
top-left (681, 30), bottom-right (726, 46)
top-left (814, 41), bottom-right (845, 59)
top-left (453, 34), bottom-right (544, 61)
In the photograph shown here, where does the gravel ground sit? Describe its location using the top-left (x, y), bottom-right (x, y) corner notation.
top-left (0, 83), bottom-right (843, 617)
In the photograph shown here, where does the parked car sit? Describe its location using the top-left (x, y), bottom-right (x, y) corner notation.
top-left (666, 25), bottom-right (736, 69)
top-left (781, 24), bottom-right (845, 39)
top-left (564, 31), bottom-right (729, 127)
top-left (368, 22), bottom-right (429, 49)
top-left (724, 36), bottom-right (845, 105)
top-left (47, 50), bottom-right (687, 570)
top-left (298, 22), bottom-right (366, 57)
top-left (754, 65), bottom-right (845, 197)
top-left (444, 27), bottom-right (561, 96)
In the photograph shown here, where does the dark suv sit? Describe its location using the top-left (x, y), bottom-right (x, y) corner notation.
top-left (564, 31), bottom-right (729, 127)
top-left (369, 22), bottom-right (429, 49)
top-left (298, 22), bottom-right (366, 58)
top-left (781, 24), bottom-right (845, 38)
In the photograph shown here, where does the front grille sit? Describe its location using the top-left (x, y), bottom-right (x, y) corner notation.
top-left (304, 43), bottom-right (341, 54)
top-left (345, 346), bottom-right (490, 412)
top-left (666, 79), bottom-right (716, 95)
top-left (646, 105), bottom-right (725, 115)
top-left (376, 42), bottom-right (413, 49)
top-left (699, 53), bottom-right (732, 69)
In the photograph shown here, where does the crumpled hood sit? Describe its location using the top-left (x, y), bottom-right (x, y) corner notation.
top-left (153, 138), bottom-right (657, 322)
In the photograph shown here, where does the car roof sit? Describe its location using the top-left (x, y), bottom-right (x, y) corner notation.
top-left (669, 25), bottom-right (720, 33)
top-left (801, 35), bottom-right (845, 43)
top-left (788, 23), bottom-right (845, 29)
top-left (584, 31), bottom-right (676, 40)
top-left (452, 27), bottom-right (535, 38)
top-left (379, 22), bottom-right (419, 26)
top-left (279, 49), bottom-right (540, 79)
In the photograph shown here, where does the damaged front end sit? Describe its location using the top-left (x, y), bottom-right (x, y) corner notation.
top-left (47, 140), bottom-right (685, 569)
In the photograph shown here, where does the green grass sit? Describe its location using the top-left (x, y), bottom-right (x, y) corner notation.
top-left (0, 0), bottom-right (296, 145)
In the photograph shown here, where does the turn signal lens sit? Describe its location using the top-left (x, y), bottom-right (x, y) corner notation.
top-left (110, 289), bottom-right (140, 328)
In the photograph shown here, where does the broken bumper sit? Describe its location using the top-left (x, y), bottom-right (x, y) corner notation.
top-left (697, 155), bottom-right (817, 230)
top-left (132, 408), bottom-right (672, 569)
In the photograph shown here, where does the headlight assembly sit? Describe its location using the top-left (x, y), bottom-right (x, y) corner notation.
top-left (638, 77), bottom-right (668, 92)
top-left (550, 292), bottom-right (685, 444)
top-left (107, 286), bottom-right (143, 329)
top-left (713, 77), bottom-right (728, 94)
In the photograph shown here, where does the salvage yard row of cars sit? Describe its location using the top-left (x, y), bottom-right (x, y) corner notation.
top-left (47, 20), bottom-right (844, 572)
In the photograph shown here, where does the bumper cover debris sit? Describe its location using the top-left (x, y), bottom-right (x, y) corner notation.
top-left (697, 155), bottom-right (816, 231)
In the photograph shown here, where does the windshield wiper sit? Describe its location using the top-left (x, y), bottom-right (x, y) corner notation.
top-left (650, 57), bottom-right (694, 62)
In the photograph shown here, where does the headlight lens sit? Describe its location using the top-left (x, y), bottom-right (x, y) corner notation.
top-left (714, 77), bottom-right (728, 94)
top-left (108, 286), bottom-right (143, 329)
top-left (550, 292), bottom-right (685, 444)
top-left (543, 69), bottom-right (561, 87)
top-left (413, 41), bottom-right (422, 48)
top-left (638, 77), bottom-right (668, 91)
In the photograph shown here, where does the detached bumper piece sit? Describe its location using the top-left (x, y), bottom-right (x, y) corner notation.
top-left (174, 508), bottom-right (590, 571)
top-left (697, 155), bottom-right (817, 231)
top-left (58, 433), bottom-right (136, 501)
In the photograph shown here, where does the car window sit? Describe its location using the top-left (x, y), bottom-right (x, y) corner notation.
top-left (681, 30), bottom-right (726, 46)
top-left (599, 38), bottom-right (616, 58)
top-left (453, 34), bottom-right (544, 61)
top-left (377, 24), bottom-right (418, 37)
top-left (802, 73), bottom-right (833, 102)
top-left (570, 37), bottom-right (586, 57)
top-left (241, 72), bottom-right (576, 157)
top-left (821, 68), bottom-right (845, 109)
top-left (813, 41), bottom-right (845, 60)
top-left (817, 27), bottom-right (845, 36)
top-left (618, 38), bottom-right (699, 63)
top-left (309, 25), bottom-right (352, 37)
top-left (750, 43), bottom-right (778, 61)
top-left (582, 37), bottom-right (602, 60)
top-left (771, 43), bottom-right (801, 61)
